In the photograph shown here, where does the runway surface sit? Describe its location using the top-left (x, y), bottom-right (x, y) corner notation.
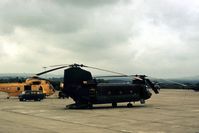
top-left (0, 89), bottom-right (198, 133)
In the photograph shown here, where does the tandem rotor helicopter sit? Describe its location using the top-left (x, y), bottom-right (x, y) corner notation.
top-left (39, 63), bottom-right (160, 109)
top-left (0, 73), bottom-right (55, 99)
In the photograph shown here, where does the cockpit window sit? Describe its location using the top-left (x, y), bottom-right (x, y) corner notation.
top-left (32, 81), bottom-right (41, 85)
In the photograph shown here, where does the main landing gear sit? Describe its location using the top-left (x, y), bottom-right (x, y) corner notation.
top-left (112, 102), bottom-right (117, 108)
top-left (112, 102), bottom-right (133, 108)
top-left (127, 102), bottom-right (133, 108)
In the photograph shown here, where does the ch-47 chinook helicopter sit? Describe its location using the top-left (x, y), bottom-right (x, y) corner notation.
top-left (0, 73), bottom-right (55, 99)
top-left (38, 63), bottom-right (160, 109)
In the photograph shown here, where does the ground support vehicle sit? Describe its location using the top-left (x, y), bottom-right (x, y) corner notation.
top-left (18, 90), bottom-right (45, 101)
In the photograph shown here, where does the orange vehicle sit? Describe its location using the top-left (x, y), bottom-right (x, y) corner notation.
top-left (0, 77), bottom-right (55, 99)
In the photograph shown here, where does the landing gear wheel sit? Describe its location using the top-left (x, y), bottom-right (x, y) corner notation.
top-left (112, 102), bottom-right (117, 108)
top-left (127, 103), bottom-right (133, 108)
top-left (58, 92), bottom-right (65, 99)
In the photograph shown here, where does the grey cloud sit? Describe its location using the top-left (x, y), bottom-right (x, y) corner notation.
top-left (0, 0), bottom-right (199, 78)
top-left (143, 0), bottom-right (199, 40)
top-left (0, 0), bottom-right (126, 34)
top-left (0, 48), bottom-right (6, 59)
top-left (53, 0), bottom-right (122, 8)
top-left (0, 1), bottom-right (86, 34)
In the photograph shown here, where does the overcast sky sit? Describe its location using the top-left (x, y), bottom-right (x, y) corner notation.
top-left (0, 0), bottom-right (199, 78)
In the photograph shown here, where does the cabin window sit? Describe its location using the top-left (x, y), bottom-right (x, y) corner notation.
top-left (17, 87), bottom-right (20, 91)
top-left (24, 85), bottom-right (31, 91)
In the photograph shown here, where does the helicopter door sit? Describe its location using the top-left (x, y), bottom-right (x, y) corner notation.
top-left (24, 85), bottom-right (31, 91)
top-left (89, 88), bottom-right (96, 101)
top-left (39, 86), bottom-right (43, 91)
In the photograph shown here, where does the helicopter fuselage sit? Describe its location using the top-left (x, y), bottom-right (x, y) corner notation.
top-left (62, 67), bottom-right (155, 109)
top-left (95, 83), bottom-right (151, 104)
top-left (71, 82), bottom-right (152, 104)
top-left (0, 79), bottom-right (55, 98)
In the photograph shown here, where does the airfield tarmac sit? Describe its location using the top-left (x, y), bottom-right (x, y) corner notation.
top-left (0, 89), bottom-right (198, 133)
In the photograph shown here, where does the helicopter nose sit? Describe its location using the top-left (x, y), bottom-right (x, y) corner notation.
top-left (144, 91), bottom-right (152, 100)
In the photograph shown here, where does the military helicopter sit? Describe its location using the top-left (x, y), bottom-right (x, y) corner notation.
top-left (38, 63), bottom-right (159, 109)
top-left (0, 73), bottom-right (55, 99)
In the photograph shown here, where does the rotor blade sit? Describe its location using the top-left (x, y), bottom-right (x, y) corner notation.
top-left (36, 65), bottom-right (69, 76)
top-left (94, 75), bottom-right (129, 78)
top-left (145, 79), bottom-right (159, 94)
top-left (134, 76), bottom-right (143, 81)
top-left (28, 76), bottom-right (51, 82)
top-left (130, 74), bottom-right (147, 77)
top-left (46, 63), bottom-right (83, 68)
top-left (44, 63), bottom-right (128, 76)
top-left (83, 65), bottom-right (128, 76)
top-left (43, 64), bottom-right (70, 68)
top-left (161, 79), bottom-right (187, 87)
top-left (94, 74), bottom-right (148, 79)
top-left (148, 76), bottom-right (187, 87)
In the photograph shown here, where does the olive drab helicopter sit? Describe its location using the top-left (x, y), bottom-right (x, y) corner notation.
top-left (0, 73), bottom-right (55, 99)
top-left (38, 63), bottom-right (160, 109)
